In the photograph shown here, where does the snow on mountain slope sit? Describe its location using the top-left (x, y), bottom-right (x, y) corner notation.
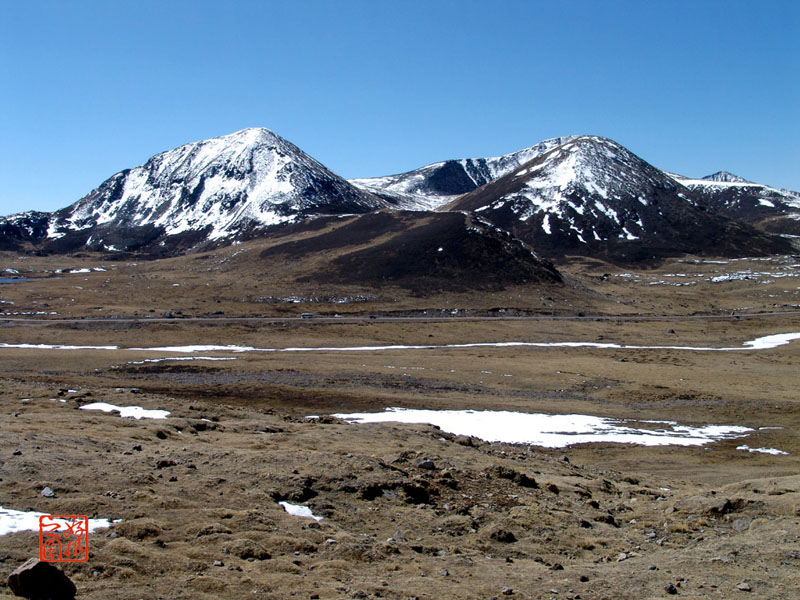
top-left (447, 136), bottom-right (792, 261)
top-left (671, 172), bottom-right (800, 209)
top-left (350, 137), bottom-right (579, 210)
top-left (2, 128), bottom-right (796, 262)
top-left (451, 135), bottom-right (691, 235)
top-left (702, 171), bottom-right (752, 184)
top-left (43, 128), bottom-right (386, 248)
top-left (0, 211), bottom-right (52, 251)
top-left (669, 171), bottom-right (800, 235)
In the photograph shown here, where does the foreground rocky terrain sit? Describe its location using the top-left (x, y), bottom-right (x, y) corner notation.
top-left (1, 384), bottom-right (799, 599)
top-left (1, 248), bottom-right (799, 598)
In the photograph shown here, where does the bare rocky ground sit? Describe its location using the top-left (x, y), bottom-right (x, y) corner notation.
top-left (1, 246), bottom-right (799, 599)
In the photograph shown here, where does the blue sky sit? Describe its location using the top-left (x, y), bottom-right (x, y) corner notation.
top-left (1, 0), bottom-right (798, 216)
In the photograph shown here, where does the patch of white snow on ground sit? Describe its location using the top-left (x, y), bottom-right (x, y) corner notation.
top-left (130, 332), bottom-right (800, 353)
top-left (741, 333), bottom-right (800, 349)
top-left (332, 408), bottom-right (752, 448)
top-left (0, 343), bottom-right (119, 350)
top-left (125, 357), bottom-right (236, 365)
top-left (736, 445), bottom-right (789, 455)
top-left (0, 508), bottom-right (114, 536)
top-left (80, 402), bottom-right (170, 420)
top-left (3, 333), bottom-right (800, 355)
top-left (278, 501), bottom-right (322, 521)
top-left (130, 344), bottom-right (257, 353)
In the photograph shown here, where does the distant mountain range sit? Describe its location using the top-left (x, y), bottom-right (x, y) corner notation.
top-left (1, 128), bottom-right (797, 264)
top-left (669, 171), bottom-right (800, 237)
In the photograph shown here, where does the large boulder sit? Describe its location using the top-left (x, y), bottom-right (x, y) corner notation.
top-left (7, 558), bottom-right (77, 600)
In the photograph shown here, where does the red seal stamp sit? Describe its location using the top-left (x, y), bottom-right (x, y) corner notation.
top-left (39, 515), bottom-right (89, 562)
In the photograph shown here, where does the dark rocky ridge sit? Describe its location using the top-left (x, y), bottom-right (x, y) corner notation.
top-left (261, 210), bottom-right (563, 294)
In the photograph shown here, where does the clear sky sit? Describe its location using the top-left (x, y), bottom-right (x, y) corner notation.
top-left (1, 0), bottom-right (798, 216)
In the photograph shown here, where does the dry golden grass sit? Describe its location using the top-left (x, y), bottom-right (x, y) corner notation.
top-left (1, 247), bottom-right (800, 598)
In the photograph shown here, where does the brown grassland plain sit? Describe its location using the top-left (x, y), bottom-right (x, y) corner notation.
top-left (0, 244), bottom-right (799, 599)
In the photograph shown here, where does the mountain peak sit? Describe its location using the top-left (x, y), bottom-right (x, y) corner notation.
top-left (702, 171), bottom-right (751, 184)
top-left (350, 135), bottom-right (587, 209)
top-left (161, 127), bottom-right (293, 174)
top-left (37, 127), bottom-right (386, 251)
top-left (215, 126), bottom-right (284, 145)
top-left (446, 135), bottom-right (793, 261)
top-left (504, 135), bottom-right (669, 200)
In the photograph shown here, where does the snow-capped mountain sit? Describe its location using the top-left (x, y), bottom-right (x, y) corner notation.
top-left (447, 136), bottom-right (792, 261)
top-left (669, 171), bottom-right (800, 235)
top-left (0, 211), bottom-right (51, 251)
top-left (1, 128), bottom-right (795, 262)
top-left (352, 140), bottom-right (800, 245)
top-left (3, 128), bottom-right (386, 253)
top-left (350, 137), bottom-right (579, 210)
top-left (700, 171), bottom-right (751, 184)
